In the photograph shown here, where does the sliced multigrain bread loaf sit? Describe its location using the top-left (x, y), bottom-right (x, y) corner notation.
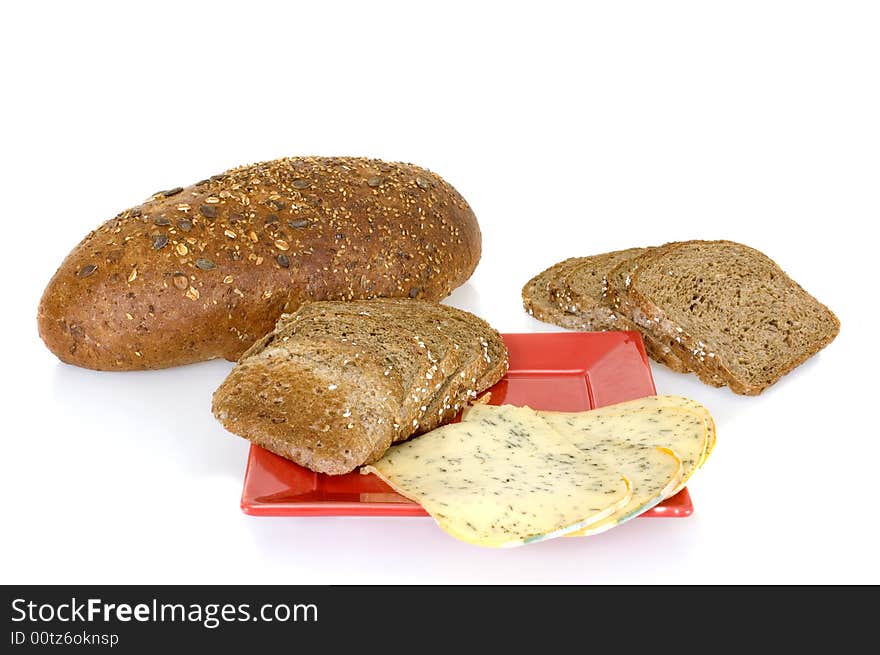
top-left (350, 299), bottom-right (509, 433)
top-left (213, 336), bottom-right (402, 474)
top-left (212, 299), bottom-right (509, 473)
top-left (618, 240), bottom-right (840, 395)
top-left (287, 299), bottom-right (466, 438)
top-left (268, 310), bottom-right (454, 442)
top-left (522, 256), bottom-right (690, 372)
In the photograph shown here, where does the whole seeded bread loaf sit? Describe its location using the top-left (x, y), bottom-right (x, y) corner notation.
top-left (212, 299), bottom-right (508, 474)
top-left (611, 240), bottom-right (840, 395)
top-left (521, 255), bottom-right (689, 372)
top-left (38, 157), bottom-right (481, 371)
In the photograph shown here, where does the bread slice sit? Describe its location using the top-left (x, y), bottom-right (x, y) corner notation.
top-left (522, 257), bottom-right (690, 372)
top-left (270, 309), bottom-right (453, 442)
top-left (549, 249), bottom-right (689, 372)
top-left (616, 240), bottom-right (840, 395)
top-left (212, 299), bottom-right (509, 473)
top-left (548, 248), bottom-right (645, 317)
top-left (605, 249), bottom-right (726, 387)
top-left (290, 299), bottom-right (467, 437)
top-left (418, 307), bottom-right (508, 433)
top-left (213, 336), bottom-right (401, 475)
top-left (351, 299), bottom-right (509, 434)
top-left (522, 258), bottom-right (593, 329)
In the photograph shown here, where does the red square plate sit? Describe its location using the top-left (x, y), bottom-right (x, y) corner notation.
top-left (240, 331), bottom-right (693, 517)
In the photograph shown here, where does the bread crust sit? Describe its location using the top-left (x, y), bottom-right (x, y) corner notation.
top-left (38, 157), bottom-right (481, 370)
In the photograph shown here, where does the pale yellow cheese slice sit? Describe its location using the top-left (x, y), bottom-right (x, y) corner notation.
top-left (462, 402), bottom-right (691, 537)
top-left (537, 408), bottom-right (706, 497)
top-left (363, 405), bottom-right (633, 547)
top-left (465, 393), bottom-right (715, 466)
top-left (462, 397), bottom-right (709, 497)
top-left (633, 395), bottom-right (716, 465)
top-left (566, 446), bottom-right (681, 537)
top-left (579, 395), bottom-right (716, 466)
top-left (469, 395), bottom-right (715, 466)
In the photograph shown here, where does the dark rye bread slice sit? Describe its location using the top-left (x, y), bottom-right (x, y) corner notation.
top-left (418, 309), bottom-right (508, 434)
top-left (336, 302), bottom-right (476, 434)
top-left (522, 259), bottom-right (593, 328)
top-left (549, 249), bottom-right (689, 373)
top-left (212, 336), bottom-right (401, 475)
top-left (621, 240), bottom-right (840, 395)
top-left (550, 248), bottom-right (645, 315)
top-left (522, 258), bottom-right (690, 372)
top-left (606, 249), bottom-right (726, 387)
top-left (290, 299), bottom-right (469, 436)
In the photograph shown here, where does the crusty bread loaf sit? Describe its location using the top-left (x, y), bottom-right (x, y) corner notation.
top-left (522, 255), bottom-right (689, 372)
top-left (38, 157), bottom-right (481, 371)
top-left (212, 299), bottom-right (508, 474)
top-left (613, 240), bottom-right (840, 395)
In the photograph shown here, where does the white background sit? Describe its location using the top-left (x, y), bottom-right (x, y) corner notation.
top-left (2, 1), bottom-right (878, 584)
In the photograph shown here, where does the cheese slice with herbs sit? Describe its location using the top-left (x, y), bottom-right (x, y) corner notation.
top-left (463, 396), bottom-right (709, 497)
top-left (535, 408), bottom-right (705, 496)
top-left (462, 402), bottom-right (692, 536)
top-left (467, 394), bottom-right (714, 467)
top-left (615, 395), bottom-right (717, 465)
top-left (363, 405), bottom-right (633, 547)
top-left (577, 395), bottom-right (716, 466)
top-left (566, 446), bottom-right (681, 537)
